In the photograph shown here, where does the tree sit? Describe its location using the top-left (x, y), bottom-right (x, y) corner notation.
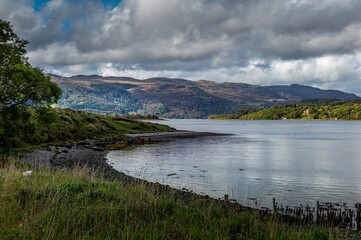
top-left (0, 19), bottom-right (62, 152)
top-left (0, 19), bottom-right (28, 68)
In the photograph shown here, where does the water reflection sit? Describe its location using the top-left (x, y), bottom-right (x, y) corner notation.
top-left (107, 120), bottom-right (361, 208)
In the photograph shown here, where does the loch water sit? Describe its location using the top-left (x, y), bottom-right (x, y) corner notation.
top-left (107, 120), bottom-right (361, 208)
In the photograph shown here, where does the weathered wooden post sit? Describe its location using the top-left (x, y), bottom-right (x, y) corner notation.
top-left (327, 203), bottom-right (332, 226)
top-left (155, 182), bottom-right (160, 196)
top-left (356, 203), bottom-right (361, 231)
top-left (224, 194), bottom-right (229, 206)
top-left (316, 201), bottom-right (319, 224)
top-left (273, 198), bottom-right (277, 215)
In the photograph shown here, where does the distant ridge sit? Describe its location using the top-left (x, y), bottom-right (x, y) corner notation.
top-left (51, 75), bottom-right (359, 118)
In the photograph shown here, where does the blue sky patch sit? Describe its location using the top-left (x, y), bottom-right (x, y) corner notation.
top-left (33, 0), bottom-right (48, 12)
top-left (33, 0), bottom-right (121, 12)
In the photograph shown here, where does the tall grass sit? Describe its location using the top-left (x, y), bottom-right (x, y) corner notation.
top-left (0, 160), bottom-right (352, 239)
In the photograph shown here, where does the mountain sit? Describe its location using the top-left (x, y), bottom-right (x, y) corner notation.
top-left (50, 74), bottom-right (359, 118)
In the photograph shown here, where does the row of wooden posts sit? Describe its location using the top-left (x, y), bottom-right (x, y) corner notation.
top-left (272, 198), bottom-right (360, 229)
top-left (223, 194), bottom-right (361, 230)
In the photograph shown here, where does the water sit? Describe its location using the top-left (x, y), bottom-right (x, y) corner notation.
top-left (107, 120), bottom-right (361, 208)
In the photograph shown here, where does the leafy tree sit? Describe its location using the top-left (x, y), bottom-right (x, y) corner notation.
top-left (0, 20), bottom-right (28, 67)
top-left (0, 19), bottom-right (62, 152)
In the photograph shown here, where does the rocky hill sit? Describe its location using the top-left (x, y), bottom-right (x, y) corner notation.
top-left (51, 74), bottom-right (359, 118)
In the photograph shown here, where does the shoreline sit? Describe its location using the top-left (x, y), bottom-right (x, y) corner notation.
top-left (126, 131), bottom-right (232, 141)
top-left (19, 131), bottom-right (230, 171)
top-left (18, 131), bottom-right (243, 207)
top-left (17, 130), bottom-right (360, 230)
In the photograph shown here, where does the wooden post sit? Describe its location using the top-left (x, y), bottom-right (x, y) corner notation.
top-left (155, 182), bottom-right (159, 195)
top-left (316, 201), bottom-right (319, 224)
top-left (224, 194), bottom-right (229, 207)
top-left (273, 198), bottom-right (277, 215)
top-left (356, 203), bottom-right (361, 231)
top-left (327, 204), bottom-right (332, 226)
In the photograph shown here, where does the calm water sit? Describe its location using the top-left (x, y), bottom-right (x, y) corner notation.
top-left (107, 120), bottom-right (361, 208)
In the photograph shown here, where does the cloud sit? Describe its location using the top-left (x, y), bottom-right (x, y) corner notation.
top-left (1, 0), bottom-right (361, 95)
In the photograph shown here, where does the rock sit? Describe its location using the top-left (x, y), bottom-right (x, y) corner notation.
top-left (23, 170), bottom-right (33, 176)
top-left (47, 146), bottom-right (56, 151)
top-left (91, 147), bottom-right (104, 152)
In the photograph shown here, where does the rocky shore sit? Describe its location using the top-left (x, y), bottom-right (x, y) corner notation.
top-left (19, 131), bottom-right (230, 171)
top-left (18, 131), bottom-right (236, 202)
top-left (19, 136), bottom-right (132, 183)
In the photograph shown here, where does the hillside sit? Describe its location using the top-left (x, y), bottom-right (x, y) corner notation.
top-left (209, 100), bottom-right (361, 120)
top-left (0, 108), bottom-right (173, 153)
top-left (51, 75), bottom-right (359, 118)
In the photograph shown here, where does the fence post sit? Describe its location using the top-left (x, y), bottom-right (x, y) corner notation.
top-left (273, 198), bottom-right (277, 215)
top-left (356, 203), bottom-right (360, 231)
top-left (316, 201), bottom-right (319, 224)
top-left (224, 194), bottom-right (229, 205)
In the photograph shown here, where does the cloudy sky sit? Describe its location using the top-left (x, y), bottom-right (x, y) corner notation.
top-left (1, 0), bottom-right (361, 95)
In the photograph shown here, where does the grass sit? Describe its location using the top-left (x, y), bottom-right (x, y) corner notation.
top-left (2, 108), bottom-right (174, 153)
top-left (48, 108), bottom-right (174, 141)
top-left (0, 160), bottom-right (354, 240)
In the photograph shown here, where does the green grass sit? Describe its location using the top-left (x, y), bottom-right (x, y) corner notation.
top-left (1, 108), bottom-right (174, 153)
top-left (0, 161), bottom-right (353, 240)
top-left (51, 108), bottom-right (173, 140)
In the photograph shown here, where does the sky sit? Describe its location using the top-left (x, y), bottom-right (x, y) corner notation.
top-left (1, 0), bottom-right (361, 95)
